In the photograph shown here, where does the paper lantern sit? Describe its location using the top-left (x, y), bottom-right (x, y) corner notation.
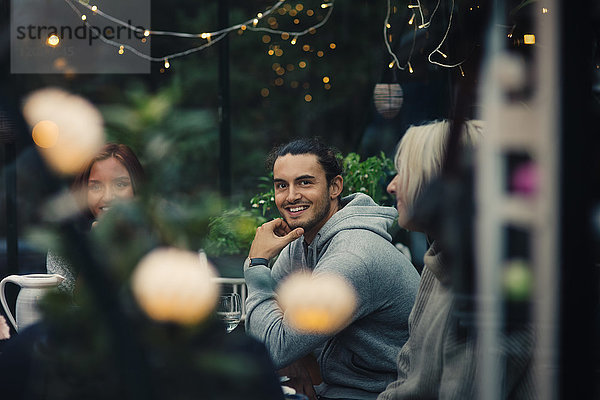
top-left (22, 88), bottom-right (105, 175)
top-left (131, 247), bottom-right (219, 325)
top-left (278, 272), bottom-right (357, 334)
top-left (373, 83), bottom-right (404, 119)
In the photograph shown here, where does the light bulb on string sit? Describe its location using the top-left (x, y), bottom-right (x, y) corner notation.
top-left (437, 50), bottom-right (448, 58)
top-left (164, 59), bottom-right (170, 68)
top-left (523, 34), bottom-right (535, 44)
top-left (81, 14), bottom-right (87, 21)
top-left (459, 65), bottom-right (465, 77)
top-left (408, 14), bottom-right (415, 25)
top-left (408, 61), bottom-right (414, 74)
top-left (291, 36), bottom-right (298, 45)
top-left (47, 34), bottom-right (60, 47)
top-left (389, 60), bottom-right (395, 69)
top-left (144, 30), bottom-right (150, 37)
top-left (321, 3), bottom-right (333, 9)
top-left (91, 5), bottom-right (97, 12)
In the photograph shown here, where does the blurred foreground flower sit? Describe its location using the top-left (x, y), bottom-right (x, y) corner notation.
top-left (131, 247), bottom-right (219, 325)
top-left (22, 87), bottom-right (105, 175)
top-left (278, 272), bottom-right (357, 334)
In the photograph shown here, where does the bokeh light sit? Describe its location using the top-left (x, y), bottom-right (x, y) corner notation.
top-left (278, 272), bottom-right (357, 334)
top-left (32, 120), bottom-right (59, 149)
top-left (22, 88), bottom-right (105, 175)
top-left (131, 248), bottom-right (219, 325)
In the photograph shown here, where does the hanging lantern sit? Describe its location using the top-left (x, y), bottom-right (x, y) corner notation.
top-left (373, 83), bottom-right (404, 119)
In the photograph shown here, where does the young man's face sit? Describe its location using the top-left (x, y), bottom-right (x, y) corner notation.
top-left (273, 154), bottom-right (340, 242)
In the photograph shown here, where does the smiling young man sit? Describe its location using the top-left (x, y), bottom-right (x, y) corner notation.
top-left (243, 138), bottom-right (420, 400)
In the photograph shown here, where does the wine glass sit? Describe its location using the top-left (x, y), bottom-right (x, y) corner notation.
top-left (217, 293), bottom-right (242, 333)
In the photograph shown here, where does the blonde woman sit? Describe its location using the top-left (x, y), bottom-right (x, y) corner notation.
top-left (378, 120), bottom-right (536, 399)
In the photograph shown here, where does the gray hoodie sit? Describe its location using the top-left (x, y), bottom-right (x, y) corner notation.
top-left (244, 193), bottom-right (420, 400)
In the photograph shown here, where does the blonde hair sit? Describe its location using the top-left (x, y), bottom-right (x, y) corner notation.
top-left (393, 120), bottom-right (484, 216)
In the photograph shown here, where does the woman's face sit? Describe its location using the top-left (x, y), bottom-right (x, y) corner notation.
top-left (87, 157), bottom-right (134, 218)
top-left (386, 172), bottom-right (411, 229)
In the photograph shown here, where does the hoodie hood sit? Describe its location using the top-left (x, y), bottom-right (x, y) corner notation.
top-left (311, 193), bottom-right (397, 253)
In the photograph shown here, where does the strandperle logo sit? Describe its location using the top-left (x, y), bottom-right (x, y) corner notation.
top-left (11, 0), bottom-right (150, 74)
top-left (15, 20), bottom-right (148, 46)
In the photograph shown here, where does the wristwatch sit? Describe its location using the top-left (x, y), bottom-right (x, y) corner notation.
top-left (249, 257), bottom-right (269, 267)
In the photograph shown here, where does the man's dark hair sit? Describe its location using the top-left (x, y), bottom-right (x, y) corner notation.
top-left (267, 137), bottom-right (343, 185)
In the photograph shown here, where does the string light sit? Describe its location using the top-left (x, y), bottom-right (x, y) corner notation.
top-left (408, 13), bottom-right (415, 25)
top-left (427, 0), bottom-right (467, 69)
top-left (408, 61), bottom-right (414, 73)
top-left (81, 14), bottom-right (87, 21)
top-left (144, 30), bottom-right (150, 37)
top-left (459, 65), bottom-right (465, 76)
top-left (64, 0), bottom-right (335, 64)
top-left (47, 34), bottom-right (60, 47)
top-left (436, 49), bottom-right (448, 58)
top-left (542, 8), bottom-right (549, 14)
top-left (384, 0), bottom-right (416, 71)
top-left (523, 34), bottom-right (535, 44)
top-left (164, 59), bottom-right (170, 68)
top-left (291, 36), bottom-right (298, 45)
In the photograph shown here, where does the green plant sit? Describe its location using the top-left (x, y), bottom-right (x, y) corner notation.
top-left (249, 173), bottom-right (278, 220)
top-left (341, 152), bottom-right (395, 205)
top-left (203, 207), bottom-right (267, 257)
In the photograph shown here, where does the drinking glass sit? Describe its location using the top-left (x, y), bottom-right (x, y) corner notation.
top-left (217, 293), bottom-right (241, 333)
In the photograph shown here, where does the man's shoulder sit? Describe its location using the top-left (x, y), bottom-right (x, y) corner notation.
top-left (326, 227), bottom-right (393, 249)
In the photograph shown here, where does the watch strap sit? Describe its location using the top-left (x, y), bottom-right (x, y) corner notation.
top-left (249, 257), bottom-right (269, 267)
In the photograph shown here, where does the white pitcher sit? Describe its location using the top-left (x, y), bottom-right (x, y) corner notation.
top-left (0, 274), bottom-right (65, 332)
